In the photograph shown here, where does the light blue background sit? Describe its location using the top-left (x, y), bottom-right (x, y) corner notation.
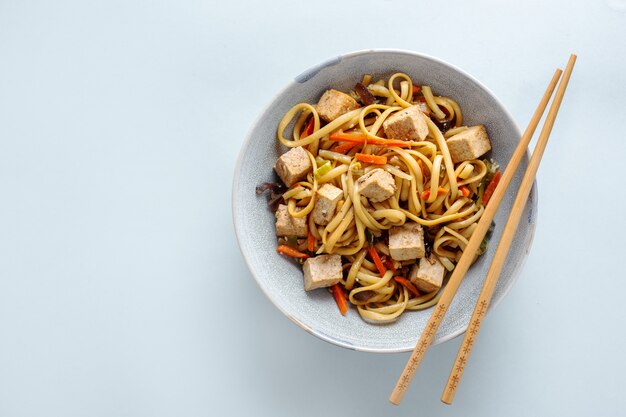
top-left (1, 1), bottom-right (624, 416)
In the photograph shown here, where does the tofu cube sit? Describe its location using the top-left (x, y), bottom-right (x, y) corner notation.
top-left (315, 89), bottom-right (360, 122)
top-left (388, 222), bottom-right (425, 261)
top-left (409, 254), bottom-right (446, 293)
top-left (312, 183), bottom-right (343, 225)
top-left (303, 254), bottom-right (343, 291)
top-left (383, 105), bottom-right (429, 141)
top-left (356, 168), bottom-right (396, 202)
top-left (274, 146), bottom-right (312, 187)
top-left (446, 125), bottom-right (492, 163)
top-left (275, 204), bottom-right (307, 237)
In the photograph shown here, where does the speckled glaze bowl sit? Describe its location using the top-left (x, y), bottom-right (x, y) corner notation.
top-left (232, 49), bottom-right (536, 353)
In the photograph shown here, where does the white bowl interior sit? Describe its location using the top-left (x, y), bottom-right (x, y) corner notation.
top-left (233, 50), bottom-right (536, 352)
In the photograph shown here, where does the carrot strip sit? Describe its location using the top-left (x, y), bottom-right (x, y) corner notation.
top-left (302, 117), bottom-right (315, 138)
top-left (417, 158), bottom-right (424, 175)
top-left (394, 277), bottom-right (421, 298)
top-left (420, 187), bottom-right (448, 200)
top-left (383, 258), bottom-right (397, 272)
top-left (482, 170), bottom-right (502, 205)
top-left (307, 231), bottom-right (315, 252)
top-left (276, 245), bottom-right (309, 259)
top-left (328, 132), bottom-right (411, 148)
top-left (367, 246), bottom-right (387, 276)
top-left (331, 284), bottom-right (348, 316)
top-left (459, 185), bottom-right (470, 198)
top-left (333, 141), bottom-right (358, 154)
top-left (355, 153), bottom-right (387, 165)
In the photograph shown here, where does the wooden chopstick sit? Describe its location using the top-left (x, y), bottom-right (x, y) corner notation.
top-left (389, 67), bottom-right (564, 406)
top-left (441, 54), bottom-right (577, 405)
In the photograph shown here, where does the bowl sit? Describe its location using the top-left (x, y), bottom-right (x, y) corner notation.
top-left (232, 49), bottom-right (537, 353)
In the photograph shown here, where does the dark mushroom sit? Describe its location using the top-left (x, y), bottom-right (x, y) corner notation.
top-left (354, 82), bottom-right (377, 106)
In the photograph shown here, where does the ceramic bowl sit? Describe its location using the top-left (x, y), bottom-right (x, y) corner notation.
top-left (232, 49), bottom-right (536, 353)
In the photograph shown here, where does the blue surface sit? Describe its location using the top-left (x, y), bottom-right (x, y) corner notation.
top-left (0, 1), bottom-right (625, 416)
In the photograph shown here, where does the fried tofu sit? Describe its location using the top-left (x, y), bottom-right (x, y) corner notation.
top-left (388, 222), bottom-right (425, 261)
top-left (312, 183), bottom-right (343, 225)
top-left (274, 146), bottom-right (312, 187)
top-left (275, 204), bottom-right (308, 238)
top-left (409, 254), bottom-right (446, 293)
top-left (315, 89), bottom-right (360, 122)
top-left (446, 125), bottom-right (492, 163)
top-left (356, 168), bottom-right (396, 203)
top-left (383, 105), bottom-right (429, 141)
top-left (303, 254), bottom-right (343, 291)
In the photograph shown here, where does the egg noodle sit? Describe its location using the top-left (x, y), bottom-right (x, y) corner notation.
top-left (273, 73), bottom-right (494, 323)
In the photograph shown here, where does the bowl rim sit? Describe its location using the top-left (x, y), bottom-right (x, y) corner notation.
top-left (232, 48), bottom-right (537, 353)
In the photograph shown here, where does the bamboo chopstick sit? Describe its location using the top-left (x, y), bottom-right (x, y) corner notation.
top-left (441, 54), bottom-right (577, 405)
top-left (389, 67), bottom-right (564, 406)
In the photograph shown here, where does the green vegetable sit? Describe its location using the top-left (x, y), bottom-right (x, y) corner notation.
top-left (476, 221), bottom-right (496, 256)
top-left (314, 160), bottom-right (332, 178)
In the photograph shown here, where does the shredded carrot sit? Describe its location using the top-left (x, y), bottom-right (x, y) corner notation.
top-left (383, 258), bottom-right (397, 272)
top-left (420, 187), bottom-right (448, 200)
top-left (459, 185), bottom-right (470, 198)
top-left (482, 170), bottom-right (502, 205)
top-left (276, 245), bottom-right (309, 259)
top-left (367, 246), bottom-right (387, 276)
top-left (333, 141), bottom-right (358, 154)
top-left (394, 277), bottom-right (421, 298)
top-left (417, 158), bottom-right (424, 175)
top-left (307, 231), bottom-right (315, 252)
top-left (328, 132), bottom-right (411, 148)
top-left (301, 117), bottom-right (315, 138)
top-left (331, 284), bottom-right (348, 316)
top-left (355, 153), bottom-right (387, 165)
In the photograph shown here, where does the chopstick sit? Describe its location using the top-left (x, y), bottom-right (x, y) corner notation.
top-left (441, 54), bottom-right (577, 405)
top-left (389, 67), bottom-right (564, 406)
